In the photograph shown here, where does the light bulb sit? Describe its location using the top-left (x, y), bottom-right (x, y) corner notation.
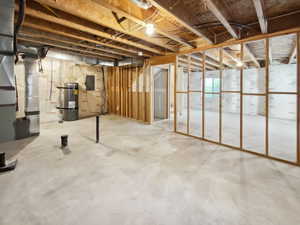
top-left (236, 61), bottom-right (244, 67)
top-left (145, 23), bottom-right (155, 36)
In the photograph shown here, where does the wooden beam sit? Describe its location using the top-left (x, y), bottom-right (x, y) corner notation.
top-left (18, 36), bottom-right (115, 61)
top-left (149, 54), bottom-right (177, 66)
top-left (158, 27), bottom-right (300, 64)
top-left (20, 30), bottom-right (122, 59)
top-left (22, 17), bottom-right (137, 57)
top-left (149, 0), bottom-right (211, 44)
top-left (288, 44), bottom-right (297, 64)
top-left (33, 0), bottom-right (175, 52)
top-left (252, 0), bottom-right (268, 34)
top-left (206, 0), bottom-right (238, 39)
top-left (205, 51), bottom-right (234, 68)
top-left (191, 56), bottom-right (220, 69)
top-left (269, 41), bottom-right (273, 64)
top-left (92, 0), bottom-right (193, 48)
top-left (179, 58), bottom-right (216, 70)
top-left (22, 6), bottom-right (163, 55)
top-left (244, 44), bottom-right (260, 67)
top-left (206, 0), bottom-right (260, 67)
top-left (52, 48), bottom-right (115, 61)
top-left (148, 0), bottom-right (242, 68)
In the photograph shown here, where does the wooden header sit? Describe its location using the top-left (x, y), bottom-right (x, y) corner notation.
top-left (149, 55), bottom-right (176, 65)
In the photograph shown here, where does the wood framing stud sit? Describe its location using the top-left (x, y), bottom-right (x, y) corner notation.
top-left (22, 6), bottom-right (163, 55)
top-left (149, 0), bottom-right (212, 44)
top-left (206, 0), bottom-right (238, 39)
top-left (93, 0), bottom-right (193, 48)
top-left (200, 0), bottom-right (260, 67)
top-left (252, 0), bottom-right (268, 34)
top-left (289, 43), bottom-right (297, 64)
top-left (34, 0), bottom-right (174, 52)
top-left (297, 32), bottom-right (300, 164)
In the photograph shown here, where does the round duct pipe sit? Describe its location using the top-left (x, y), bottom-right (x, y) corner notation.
top-left (130, 0), bottom-right (152, 10)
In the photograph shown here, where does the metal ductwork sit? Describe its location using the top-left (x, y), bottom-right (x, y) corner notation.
top-left (0, 0), bottom-right (16, 142)
top-left (23, 56), bottom-right (40, 136)
top-left (130, 0), bottom-right (152, 10)
top-left (117, 57), bottom-right (145, 67)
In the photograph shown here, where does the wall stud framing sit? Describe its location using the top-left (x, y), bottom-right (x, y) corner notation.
top-left (265, 38), bottom-right (269, 156)
top-left (187, 55), bottom-right (191, 135)
top-left (219, 48), bottom-right (223, 143)
top-left (202, 53), bottom-right (206, 138)
top-left (240, 43), bottom-right (244, 150)
top-left (174, 57), bottom-right (178, 132)
top-left (173, 31), bottom-right (300, 167)
top-left (297, 32), bottom-right (300, 164)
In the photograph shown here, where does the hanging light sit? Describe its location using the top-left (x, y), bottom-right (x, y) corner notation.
top-left (236, 61), bottom-right (244, 67)
top-left (145, 23), bottom-right (155, 36)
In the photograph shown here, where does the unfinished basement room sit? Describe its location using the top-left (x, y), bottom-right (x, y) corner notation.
top-left (1, 0), bottom-right (300, 224)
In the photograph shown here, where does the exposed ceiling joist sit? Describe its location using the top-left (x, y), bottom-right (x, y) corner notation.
top-left (191, 55), bottom-right (235, 69)
top-left (178, 58), bottom-right (216, 70)
top-left (206, 0), bottom-right (238, 39)
top-left (148, 0), bottom-right (245, 68)
top-left (149, 0), bottom-right (211, 44)
top-left (269, 43), bottom-right (273, 64)
top-left (18, 37), bottom-right (115, 61)
top-left (92, 0), bottom-right (194, 48)
top-left (33, 0), bottom-right (175, 52)
top-left (51, 47), bottom-right (114, 61)
top-left (244, 45), bottom-right (260, 67)
top-left (205, 51), bottom-right (234, 68)
top-left (191, 56), bottom-right (220, 68)
top-left (288, 44), bottom-right (297, 64)
top-left (22, 18), bottom-right (139, 57)
top-left (252, 0), bottom-right (268, 34)
top-left (21, 6), bottom-right (162, 55)
top-left (206, 0), bottom-right (260, 67)
top-left (19, 31), bottom-right (122, 60)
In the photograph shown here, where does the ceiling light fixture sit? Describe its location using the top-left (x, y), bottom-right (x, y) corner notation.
top-left (138, 51), bottom-right (143, 56)
top-left (236, 61), bottom-right (244, 67)
top-left (145, 23), bottom-right (155, 36)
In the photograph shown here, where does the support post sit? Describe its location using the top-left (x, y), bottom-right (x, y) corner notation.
top-left (96, 115), bottom-right (99, 143)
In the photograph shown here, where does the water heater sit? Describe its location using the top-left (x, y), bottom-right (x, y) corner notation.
top-left (57, 83), bottom-right (79, 121)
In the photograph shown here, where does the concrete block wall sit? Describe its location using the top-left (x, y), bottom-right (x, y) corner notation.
top-left (186, 63), bottom-right (297, 120)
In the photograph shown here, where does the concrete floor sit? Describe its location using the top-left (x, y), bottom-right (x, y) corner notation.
top-left (1, 115), bottom-right (300, 225)
top-left (175, 110), bottom-right (297, 162)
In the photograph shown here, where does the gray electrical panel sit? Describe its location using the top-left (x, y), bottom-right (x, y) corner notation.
top-left (85, 75), bottom-right (95, 91)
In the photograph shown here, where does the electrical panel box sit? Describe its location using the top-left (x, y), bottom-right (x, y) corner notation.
top-left (85, 75), bottom-right (95, 91)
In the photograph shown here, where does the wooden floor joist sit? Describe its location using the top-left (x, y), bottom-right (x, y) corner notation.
top-left (33, 0), bottom-right (176, 52)
top-left (18, 37), bottom-right (116, 61)
top-left (19, 30), bottom-right (123, 59)
top-left (92, 0), bottom-right (193, 48)
top-left (22, 18), bottom-right (140, 57)
top-left (20, 6), bottom-right (163, 55)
